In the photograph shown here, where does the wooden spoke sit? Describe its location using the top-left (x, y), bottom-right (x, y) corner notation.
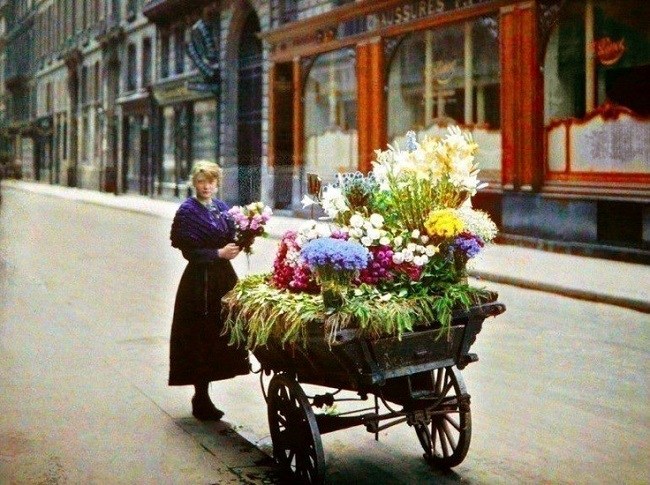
top-left (413, 366), bottom-right (472, 469)
top-left (267, 374), bottom-right (325, 484)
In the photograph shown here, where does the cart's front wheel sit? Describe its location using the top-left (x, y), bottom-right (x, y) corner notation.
top-left (414, 366), bottom-right (471, 469)
top-left (267, 374), bottom-right (325, 484)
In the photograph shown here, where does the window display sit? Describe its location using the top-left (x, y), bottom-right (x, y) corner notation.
top-left (303, 48), bottom-right (358, 185)
top-left (387, 16), bottom-right (501, 181)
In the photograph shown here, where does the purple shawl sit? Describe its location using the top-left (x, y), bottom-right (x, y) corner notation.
top-left (170, 197), bottom-right (235, 250)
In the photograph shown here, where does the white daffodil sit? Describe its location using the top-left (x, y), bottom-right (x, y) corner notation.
top-left (411, 229), bottom-right (420, 239)
top-left (361, 236), bottom-right (373, 247)
top-left (349, 213), bottom-right (364, 228)
top-left (425, 245), bottom-right (439, 257)
top-left (350, 228), bottom-right (364, 239)
top-left (420, 235), bottom-right (430, 244)
top-left (321, 186), bottom-right (348, 218)
top-left (392, 253), bottom-right (405, 265)
top-left (394, 236), bottom-right (403, 247)
top-left (406, 242), bottom-right (417, 252)
top-left (366, 228), bottom-right (382, 240)
top-left (379, 236), bottom-right (390, 246)
top-left (369, 213), bottom-right (384, 228)
top-left (402, 249), bottom-right (414, 262)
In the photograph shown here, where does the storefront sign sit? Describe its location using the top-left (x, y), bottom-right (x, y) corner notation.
top-left (366, 0), bottom-right (491, 31)
top-left (268, 0), bottom-right (497, 55)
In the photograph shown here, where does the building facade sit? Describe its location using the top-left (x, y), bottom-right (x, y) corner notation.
top-left (0, 0), bottom-right (10, 169)
top-left (2, 0), bottom-right (649, 261)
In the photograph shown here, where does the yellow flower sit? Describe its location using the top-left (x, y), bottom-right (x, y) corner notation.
top-left (424, 209), bottom-right (464, 238)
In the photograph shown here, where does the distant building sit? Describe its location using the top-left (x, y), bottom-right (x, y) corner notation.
top-left (0, 0), bottom-right (11, 171)
top-left (2, 0), bottom-right (649, 262)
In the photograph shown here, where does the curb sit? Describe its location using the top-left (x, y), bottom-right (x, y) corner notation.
top-left (3, 180), bottom-right (648, 314)
top-left (469, 270), bottom-right (650, 314)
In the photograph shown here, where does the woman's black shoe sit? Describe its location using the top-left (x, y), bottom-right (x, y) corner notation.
top-left (191, 396), bottom-right (224, 421)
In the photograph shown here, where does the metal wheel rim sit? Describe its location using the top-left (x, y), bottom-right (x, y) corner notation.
top-left (267, 374), bottom-right (325, 484)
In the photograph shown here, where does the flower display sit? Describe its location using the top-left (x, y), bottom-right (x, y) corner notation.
top-left (452, 232), bottom-right (485, 259)
top-left (292, 125), bottom-right (497, 294)
top-left (300, 238), bottom-right (369, 274)
top-left (228, 201), bottom-right (272, 254)
top-left (225, 126), bottom-right (498, 346)
top-left (370, 127), bottom-right (481, 232)
top-left (424, 208), bottom-right (465, 239)
top-left (358, 245), bottom-right (395, 285)
top-left (300, 238), bottom-right (370, 309)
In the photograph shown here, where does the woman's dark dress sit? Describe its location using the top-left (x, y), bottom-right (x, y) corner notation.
top-left (168, 197), bottom-right (250, 386)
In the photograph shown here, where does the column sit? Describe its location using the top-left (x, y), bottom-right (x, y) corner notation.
top-left (291, 57), bottom-right (303, 208)
top-left (584, 0), bottom-right (595, 113)
top-left (424, 30), bottom-right (434, 126)
top-left (499, 2), bottom-right (543, 190)
top-left (369, 38), bottom-right (386, 157)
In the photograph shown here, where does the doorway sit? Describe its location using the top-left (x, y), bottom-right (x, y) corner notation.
top-left (237, 10), bottom-right (263, 204)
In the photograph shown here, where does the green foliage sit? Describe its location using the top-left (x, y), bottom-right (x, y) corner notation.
top-left (222, 273), bottom-right (492, 349)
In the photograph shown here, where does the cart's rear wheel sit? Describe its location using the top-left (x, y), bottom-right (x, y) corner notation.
top-left (267, 374), bottom-right (325, 484)
top-left (414, 366), bottom-right (471, 469)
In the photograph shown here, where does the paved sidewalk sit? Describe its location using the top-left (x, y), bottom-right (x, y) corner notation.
top-left (3, 179), bottom-right (649, 313)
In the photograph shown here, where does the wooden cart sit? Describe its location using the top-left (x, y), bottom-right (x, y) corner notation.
top-left (251, 294), bottom-right (506, 484)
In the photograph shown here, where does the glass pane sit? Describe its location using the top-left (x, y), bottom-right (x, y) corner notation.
top-left (192, 100), bottom-right (217, 164)
top-left (126, 116), bottom-right (140, 191)
top-left (544, 0), bottom-right (650, 176)
top-left (303, 48), bottom-right (357, 185)
top-left (387, 15), bottom-right (501, 180)
top-left (544, 0), bottom-right (650, 121)
top-left (594, 1), bottom-right (649, 114)
top-left (162, 106), bottom-right (175, 184)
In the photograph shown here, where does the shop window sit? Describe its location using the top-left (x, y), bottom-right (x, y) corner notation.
top-left (160, 32), bottom-right (170, 79)
top-left (544, 0), bottom-right (650, 178)
top-left (142, 37), bottom-right (152, 86)
top-left (303, 48), bottom-right (357, 185)
top-left (545, 0), bottom-right (649, 121)
top-left (387, 15), bottom-right (501, 182)
top-left (127, 43), bottom-right (137, 91)
top-left (127, 0), bottom-right (137, 21)
top-left (94, 61), bottom-right (101, 102)
top-left (81, 113), bottom-right (89, 164)
top-left (192, 100), bottom-right (217, 164)
top-left (126, 115), bottom-right (141, 191)
top-left (272, 62), bottom-right (294, 209)
top-left (162, 106), bottom-right (175, 186)
top-left (81, 65), bottom-right (88, 104)
top-left (174, 26), bottom-right (185, 75)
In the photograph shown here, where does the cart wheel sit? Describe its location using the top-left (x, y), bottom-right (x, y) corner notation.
top-left (267, 374), bottom-right (325, 484)
top-left (414, 366), bottom-right (471, 469)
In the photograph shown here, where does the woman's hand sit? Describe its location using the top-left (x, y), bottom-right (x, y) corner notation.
top-left (218, 243), bottom-right (241, 260)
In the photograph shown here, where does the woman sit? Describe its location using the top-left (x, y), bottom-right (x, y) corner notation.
top-left (169, 160), bottom-right (249, 420)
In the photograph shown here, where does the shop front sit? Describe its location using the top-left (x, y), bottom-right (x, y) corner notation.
top-left (264, 0), bottom-right (649, 260)
top-left (34, 116), bottom-right (54, 183)
top-left (119, 94), bottom-right (153, 195)
top-left (153, 81), bottom-right (219, 199)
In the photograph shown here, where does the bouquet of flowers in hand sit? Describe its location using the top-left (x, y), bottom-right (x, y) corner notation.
top-left (228, 201), bottom-right (272, 254)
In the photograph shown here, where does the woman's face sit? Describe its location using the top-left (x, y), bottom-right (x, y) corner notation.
top-left (193, 175), bottom-right (217, 201)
